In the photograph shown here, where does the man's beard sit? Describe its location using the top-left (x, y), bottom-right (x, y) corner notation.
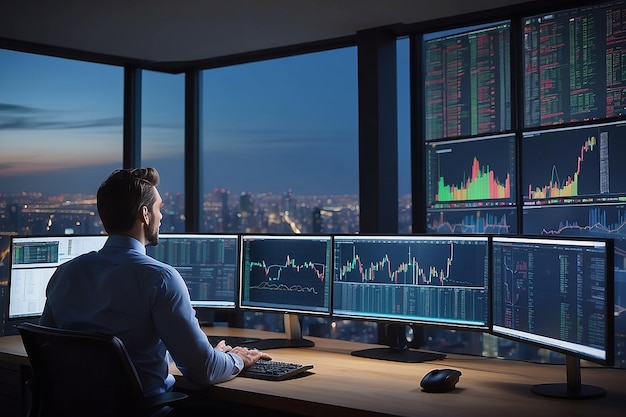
top-left (146, 221), bottom-right (159, 246)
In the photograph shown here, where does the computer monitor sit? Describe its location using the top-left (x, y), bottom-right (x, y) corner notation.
top-left (521, 122), bottom-right (626, 208)
top-left (425, 134), bottom-right (517, 211)
top-left (491, 236), bottom-right (614, 398)
top-left (8, 235), bottom-right (107, 319)
top-left (146, 234), bottom-right (239, 309)
top-left (239, 234), bottom-right (333, 349)
top-left (332, 234), bottom-right (490, 362)
top-left (522, 1), bottom-right (626, 128)
top-left (423, 20), bottom-right (511, 141)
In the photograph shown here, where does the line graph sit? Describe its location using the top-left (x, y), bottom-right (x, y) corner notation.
top-left (427, 209), bottom-right (516, 234)
top-left (248, 255), bottom-right (326, 295)
top-left (523, 205), bottom-right (626, 238)
top-left (495, 250), bottom-right (530, 331)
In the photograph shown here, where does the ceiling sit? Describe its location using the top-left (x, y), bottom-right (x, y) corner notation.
top-left (0, 0), bottom-right (540, 67)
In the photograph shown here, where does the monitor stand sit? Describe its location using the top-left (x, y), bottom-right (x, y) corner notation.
top-left (247, 313), bottom-right (314, 350)
top-left (531, 355), bottom-right (606, 399)
top-left (351, 323), bottom-right (446, 363)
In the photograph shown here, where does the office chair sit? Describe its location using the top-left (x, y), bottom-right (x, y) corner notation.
top-left (17, 323), bottom-right (188, 417)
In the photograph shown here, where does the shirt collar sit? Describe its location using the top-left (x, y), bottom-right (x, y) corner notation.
top-left (104, 234), bottom-right (146, 254)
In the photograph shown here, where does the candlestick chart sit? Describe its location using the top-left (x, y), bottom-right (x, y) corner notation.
top-left (334, 238), bottom-right (486, 287)
top-left (332, 236), bottom-right (490, 327)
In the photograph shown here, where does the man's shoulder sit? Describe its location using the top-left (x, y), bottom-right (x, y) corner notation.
top-left (138, 256), bottom-right (181, 277)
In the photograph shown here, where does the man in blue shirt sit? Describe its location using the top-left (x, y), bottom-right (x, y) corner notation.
top-left (40, 167), bottom-right (271, 396)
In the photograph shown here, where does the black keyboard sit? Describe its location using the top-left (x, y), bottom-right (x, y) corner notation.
top-left (239, 360), bottom-right (314, 381)
top-left (207, 335), bottom-right (261, 347)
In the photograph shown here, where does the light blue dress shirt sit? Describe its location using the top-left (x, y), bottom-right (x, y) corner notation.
top-left (40, 235), bottom-right (243, 395)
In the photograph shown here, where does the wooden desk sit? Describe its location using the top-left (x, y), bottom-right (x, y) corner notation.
top-left (2, 328), bottom-right (626, 417)
top-left (191, 327), bottom-right (626, 417)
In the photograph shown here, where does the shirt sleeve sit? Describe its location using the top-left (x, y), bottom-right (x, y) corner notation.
top-left (228, 352), bottom-right (244, 375)
top-left (151, 265), bottom-right (241, 386)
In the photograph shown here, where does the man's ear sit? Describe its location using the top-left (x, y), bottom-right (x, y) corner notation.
top-left (140, 205), bottom-right (149, 224)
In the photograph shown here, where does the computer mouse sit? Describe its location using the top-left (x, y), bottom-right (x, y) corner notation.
top-left (420, 368), bottom-right (462, 393)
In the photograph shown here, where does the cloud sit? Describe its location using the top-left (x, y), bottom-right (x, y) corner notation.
top-left (0, 162), bottom-right (18, 171)
top-left (205, 127), bottom-right (350, 152)
top-left (0, 103), bottom-right (44, 113)
top-left (0, 102), bottom-right (122, 130)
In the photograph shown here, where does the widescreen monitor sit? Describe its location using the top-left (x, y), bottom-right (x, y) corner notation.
top-left (523, 1), bottom-right (626, 127)
top-left (491, 236), bottom-right (613, 398)
top-left (146, 234), bottom-right (239, 309)
top-left (239, 234), bottom-right (333, 349)
top-left (333, 234), bottom-right (490, 362)
top-left (8, 235), bottom-right (107, 319)
top-left (423, 20), bottom-right (511, 141)
top-left (522, 203), bottom-right (626, 349)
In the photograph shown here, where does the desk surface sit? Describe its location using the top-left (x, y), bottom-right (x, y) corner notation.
top-left (2, 327), bottom-right (626, 417)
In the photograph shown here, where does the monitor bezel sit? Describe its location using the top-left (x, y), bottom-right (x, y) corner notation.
top-left (490, 235), bottom-right (615, 366)
top-left (238, 233), bottom-right (333, 316)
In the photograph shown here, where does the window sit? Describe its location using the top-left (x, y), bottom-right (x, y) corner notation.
top-left (201, 47), bottom-right (359, 236)
top-left (141, 70), bottom-right (185, 232)
top-left (398, 37), bottom-right (412, 233)
top-left (0, 49), bottom-right (123, 236)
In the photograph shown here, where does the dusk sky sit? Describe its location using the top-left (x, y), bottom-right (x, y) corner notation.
top-left (0, 40), bottom-right (410, 197)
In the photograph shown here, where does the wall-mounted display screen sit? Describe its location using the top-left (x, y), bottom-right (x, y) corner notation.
top-left (522, 122), bottom-right (626, 207)
top-left (523, 1), bottom-right (626, 127)
top-left (424, 21), bottom-right (511, 141)
top-left (426, 134), bottom-right (516, 210)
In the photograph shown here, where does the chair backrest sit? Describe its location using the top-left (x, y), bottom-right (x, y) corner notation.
top-left (18, 322), bottom-right (151, 417)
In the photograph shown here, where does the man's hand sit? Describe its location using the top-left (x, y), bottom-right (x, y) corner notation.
top-left (214, 339), bottom-right (232, 352)
top-left (230, 346), bottom-right (272, 368)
